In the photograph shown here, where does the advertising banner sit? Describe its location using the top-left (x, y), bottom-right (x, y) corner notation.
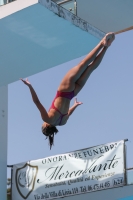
top-left (12, 140), bottom-right (125, 200)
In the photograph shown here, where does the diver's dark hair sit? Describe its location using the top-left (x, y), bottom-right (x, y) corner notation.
top-left (42, 125), bottom-right (58, 150)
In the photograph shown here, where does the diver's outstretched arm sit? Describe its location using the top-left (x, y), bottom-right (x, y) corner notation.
top-left (68, 98), bottom-right (82, 116)
top-left (21, 79), bottom-right (51, 123)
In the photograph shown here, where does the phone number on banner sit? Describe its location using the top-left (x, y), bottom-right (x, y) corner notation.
top-left (34, 177), bottom-right (123, 200)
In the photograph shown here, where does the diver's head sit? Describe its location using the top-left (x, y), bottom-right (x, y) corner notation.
top-left (42, 123), bottom-right (58, 149)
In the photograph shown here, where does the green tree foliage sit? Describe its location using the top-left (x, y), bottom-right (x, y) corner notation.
top-left (7, 178), bottom-right (11, 200)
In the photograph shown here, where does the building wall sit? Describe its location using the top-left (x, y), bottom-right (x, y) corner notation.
top-left (0, 86), bottom-right (8, 199)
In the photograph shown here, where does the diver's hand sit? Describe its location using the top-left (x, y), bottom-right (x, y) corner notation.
top-left (74, 98), bottom-right (83, 107)
top-left (20, 78), bottom-right (31, 87)
top-left (68, 98), bottom-right (83, 116)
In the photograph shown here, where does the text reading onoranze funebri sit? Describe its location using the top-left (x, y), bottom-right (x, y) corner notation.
top-left (42, 143), bottom-right (117, 165)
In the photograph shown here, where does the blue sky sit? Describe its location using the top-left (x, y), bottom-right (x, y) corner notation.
top-left (8, 31), bottom-right (133, 178)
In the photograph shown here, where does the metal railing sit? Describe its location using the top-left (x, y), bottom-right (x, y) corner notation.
top-left (53, 0), bottom-right (74, 5)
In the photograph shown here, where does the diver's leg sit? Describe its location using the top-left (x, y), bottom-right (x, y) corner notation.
top-left (58, 33), bottom-right (114, 92)
top-left (74, 33), bottom-right (115, 95)
top-left (58, 42), bottom-right (103, 92)
top-left (74, 46), bottom-right (108, 95)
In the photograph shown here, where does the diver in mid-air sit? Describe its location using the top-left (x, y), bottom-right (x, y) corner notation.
top-left (21, 32), bottom-right (115, 149)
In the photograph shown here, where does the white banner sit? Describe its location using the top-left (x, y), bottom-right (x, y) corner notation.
top-left (12, 140), bottom-right (125, 200)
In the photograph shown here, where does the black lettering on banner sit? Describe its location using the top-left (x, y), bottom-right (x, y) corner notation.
top-left (54, 165), bottom-right (64, 180)
top-left (104, 181), bottom-right (110, 188)
top-left (34, 194), bottom-right (41, 200)
top-left (112, 161), bottom-right (118, 168)
top-left (42, 155), bottom-right (68, 164)
top-left (89, 155), bottom-right (120, 173)
top-left (83, 151), bottom-right (87, 157)
top-left (93, 149), bottom-right (99, 155)
top-left (88, 181), bottom-right (111, 192)
top-left (87, 150), bottom-right (92, 156)
top-left (78, 152), bottom-right (82, 158)
top-left (38, 155), bottom-right (120, 183)
top-left (49, 191), bottom-right (58, 198)
top-left (99, 147), bottom-right (104, 154)
top-left (41, 142), bottom-right (118, 164)
top-left (58, 190), bottom-right (62, 196)
top-left (40, 193), bottom-right (49, 199)
top-left (38, 155), bottom-right (121, 187)
top-left (80, 186), bottom-right (87, 192)
top-left (42, 159), bottom-right (46, 164)
top-left (68, 154), bottom-right (73, 158)
top-left (93, 184), bottom-right (99, 190)
top-left (108, 155), bottom-right (119, 169)
top-left (75, 170), bottom-right (84, 176)
top-left (72, 187), bottom-right (78, 194)
top-left (88, 185), bottom-right (93, 191)
top-left (99, 183), bottom-right (104, 189)
top-left (62, 189), bottom-right (72, 195)
top-left (113, 177), bottom-right (123, 186)
top-left (69, 171), bottom-right (76, 178)
top-left (37, 166), bottom-right (59, 183)
top-left (74, 153), bottom-right (78, 158)
top-left (58, 156), bottom-right (62, 161)
top-left (85, 176), bottom-right (91, 181)
top-left (110, 144), bottom-right (114, 149)
top-left (104, 146), bottom-right (109, 152)
top-left (65, 171), bottom-right (69, 178)
top-left (53, 157), bottom-right (58, 162)
top-left (64, 155), bottom-right (67, 161)
top-left (58, 173), bottom-right (65, 179)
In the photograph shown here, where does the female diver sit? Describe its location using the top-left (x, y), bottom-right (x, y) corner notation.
top-left (21, 32), bottom-right (115, 149)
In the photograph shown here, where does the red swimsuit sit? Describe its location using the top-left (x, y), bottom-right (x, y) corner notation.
top-left (49, 90), bottom-right (75, 125)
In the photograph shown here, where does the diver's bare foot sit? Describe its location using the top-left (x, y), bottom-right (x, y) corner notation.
top-left (106, 33), bottom-right (115, 46)
top-left (101, 32), bottom-right (115, 47)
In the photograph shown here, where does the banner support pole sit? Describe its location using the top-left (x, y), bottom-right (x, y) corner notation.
top-left (124, 140), bottom-right (128, 185)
